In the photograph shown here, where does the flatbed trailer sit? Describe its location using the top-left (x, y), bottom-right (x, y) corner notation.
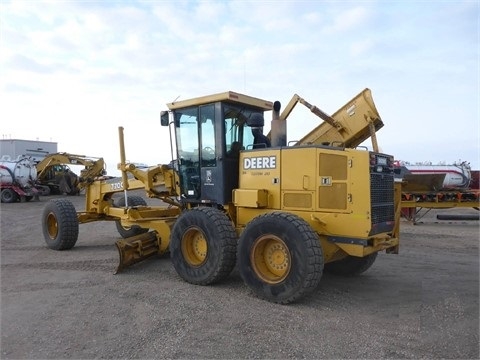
top-left (400, 189), bottom-right (480, 222)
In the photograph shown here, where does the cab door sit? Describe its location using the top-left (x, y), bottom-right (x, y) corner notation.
top-left (198, 104), bottom-right (220, 202)
top-left (174, 104), bottom-right (223, 204)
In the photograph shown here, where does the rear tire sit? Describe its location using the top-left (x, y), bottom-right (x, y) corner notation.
top-left (114, 196), bottom-right (149, 238)
top-left (324, 253), bottom-right (377, 276)
top-left (1, 188), bottom-right (18, 203)
top-left (237, 212), bottom-right (323, 304)
top-left (170, 207), bottom-right (237, 285)
top-left (42, 199), bottom-right (79, 250)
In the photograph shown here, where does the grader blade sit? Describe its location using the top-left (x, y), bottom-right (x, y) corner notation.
top-left (115, 231), bottom-right (159, 274)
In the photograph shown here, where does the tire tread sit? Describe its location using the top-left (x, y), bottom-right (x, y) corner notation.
top-left (238, 211), bottom-right (323, 304)
top-left (42, 199), bottom-right (79, 250)
top-left (170, 207), bottom-right (237, 285)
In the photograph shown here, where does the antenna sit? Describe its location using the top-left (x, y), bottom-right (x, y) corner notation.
top-left (243, 56), bottom-right (246, 92)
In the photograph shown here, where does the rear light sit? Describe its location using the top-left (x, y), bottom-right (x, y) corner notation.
top-left (370, 153), bottom-right (394, 173)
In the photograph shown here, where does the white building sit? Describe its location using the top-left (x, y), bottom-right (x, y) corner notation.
top-left (0, 139), bottom-right (57, 163)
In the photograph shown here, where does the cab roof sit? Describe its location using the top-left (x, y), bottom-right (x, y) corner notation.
top-left (166, 91), bottom-right (273, 111)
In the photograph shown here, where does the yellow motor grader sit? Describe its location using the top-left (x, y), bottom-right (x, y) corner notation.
top-left (41, 89), bottom-right (400, 304)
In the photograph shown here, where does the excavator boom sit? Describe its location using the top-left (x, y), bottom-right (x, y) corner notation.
top-left (36, 153), bottom-right (106, 194)
top-left (36, 153), bottom-right (105, 177)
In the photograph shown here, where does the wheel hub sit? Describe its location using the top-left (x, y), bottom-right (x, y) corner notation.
top-left (251, 235), bottom-right (291, 284)
top-left (181, 227), bottom-right (208, 266)
top-left (46, 213), bottom-right (59, 239)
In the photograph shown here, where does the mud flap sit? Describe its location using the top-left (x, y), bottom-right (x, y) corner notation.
top-left (115, 231), bottom-right (159, 274)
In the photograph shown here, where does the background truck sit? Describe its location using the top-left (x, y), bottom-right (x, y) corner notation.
top-left (0, 155), bottom-right (39, 203)
top-left (41, 88), bottom-right (400, 304)
top-left (394, 160), bottom-right (479, 222)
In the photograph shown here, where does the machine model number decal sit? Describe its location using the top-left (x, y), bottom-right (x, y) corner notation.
top-left (243, 156), bottom-right (276, 170)
top-left (110, 181), bottom-right (124, 191)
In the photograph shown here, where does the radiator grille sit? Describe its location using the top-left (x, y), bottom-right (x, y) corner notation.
top-left (370, 171), bottom-right (395, 235)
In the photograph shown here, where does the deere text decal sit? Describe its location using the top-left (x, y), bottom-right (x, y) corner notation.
top-left (243, 156), bottom-right (276, 170)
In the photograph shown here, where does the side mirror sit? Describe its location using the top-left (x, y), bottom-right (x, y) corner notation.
top-left (160, 111), bottom-right (169, 126)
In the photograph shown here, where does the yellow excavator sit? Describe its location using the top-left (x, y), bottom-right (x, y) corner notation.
top-left (41, 88), bottom-right (400, 304)
top-left (35, 153), bottom-right (106, 195)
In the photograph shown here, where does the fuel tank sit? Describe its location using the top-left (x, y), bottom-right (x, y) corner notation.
top-left (394, 160), bottom-right (472, 190)
top-left (0, 156), bottom-right (38, 187)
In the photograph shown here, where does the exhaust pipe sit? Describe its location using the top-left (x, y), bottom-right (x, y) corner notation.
top-left (270, 101), bottom-right (286, 147)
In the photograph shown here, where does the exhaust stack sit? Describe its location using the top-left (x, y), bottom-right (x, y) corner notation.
top-left (270, 101), bottom-right (286, 147)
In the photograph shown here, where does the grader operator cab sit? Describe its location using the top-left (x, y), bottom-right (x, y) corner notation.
top-left (41, 89), bottom-right (400, 304)
top-left (160, 92), bottom-right (275, 206)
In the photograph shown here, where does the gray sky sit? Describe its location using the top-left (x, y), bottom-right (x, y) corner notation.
top-left (1, 0), bottom-right (478, 175)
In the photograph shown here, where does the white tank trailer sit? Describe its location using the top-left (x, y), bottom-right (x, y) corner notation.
top-left (0, 155), bottom-right (39, 203)
top-left (394, 160), bottom-right (472, 190)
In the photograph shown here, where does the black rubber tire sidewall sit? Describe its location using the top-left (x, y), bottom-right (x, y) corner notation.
top-left (1, 189), bottom-right (17, 203)
top-left (237, 212), bottom-right (323, 304)
top-left (170, 207), bottom-right (237, 285)
top-left (42, 199), bottom-right (79, 250)
top-left (114, 195), bottom-right (149, 238)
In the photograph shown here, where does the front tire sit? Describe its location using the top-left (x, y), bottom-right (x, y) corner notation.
top-left (324, 253), bottom-right (377, 276)
top-left (170, 207), bottom-right (237, 285)
top-left (42, 199), bottom-right (79, 250)
top-left (237, 212), bottom-right (323, 304)
top-left (114, 195), bottom-right (149, 238)
top-left (1, 188), bottom-right (18, 203)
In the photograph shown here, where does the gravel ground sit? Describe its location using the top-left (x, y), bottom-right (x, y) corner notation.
top-left (1, 193), bottom-right (479, 359)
